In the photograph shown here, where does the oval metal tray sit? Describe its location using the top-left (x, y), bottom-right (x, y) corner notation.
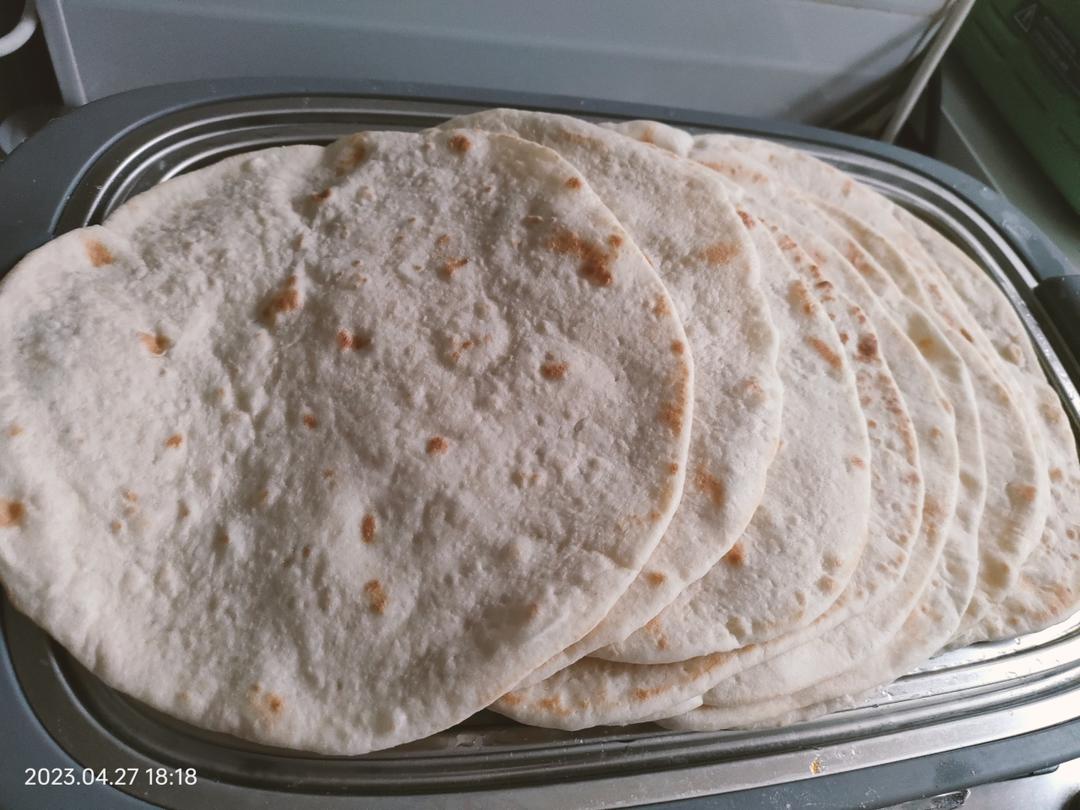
top-left (2, 89), bottom-right (1079, 809)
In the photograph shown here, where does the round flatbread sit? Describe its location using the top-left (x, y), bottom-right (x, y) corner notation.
top-left (580, 125), bottom-right (964, 725)
top-left (895, 210), bottom-right (1080, 643)
top-left (492, 195), bottom-right (872, 731)
top-left (712, 136), bottom-right (1052, 639)
top-left (437, 110), bottom-right (783, 678)
top-left (595, 207), bottom-right (872, 664)
top-left (0, 128), bottom-right (694, 754)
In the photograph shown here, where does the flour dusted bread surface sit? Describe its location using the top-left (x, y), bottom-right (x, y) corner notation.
top-left (0, 128), bottom-right (694, 754)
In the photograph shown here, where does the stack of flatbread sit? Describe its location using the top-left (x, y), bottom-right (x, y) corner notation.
top-left (0, 109), bottom-right (1076, 755)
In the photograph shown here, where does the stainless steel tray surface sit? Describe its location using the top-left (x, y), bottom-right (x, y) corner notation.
top-left (5, 93), bottom-right (1080, 809)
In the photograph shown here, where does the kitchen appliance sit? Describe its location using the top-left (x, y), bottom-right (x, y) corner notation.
top-left (1, 79), bottom-right (1079, 809)
top-left (33, 0), bottom-right (952, 125)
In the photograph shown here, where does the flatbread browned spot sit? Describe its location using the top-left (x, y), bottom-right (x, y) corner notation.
top-left (1050, 468), bottom-right (1064, 482)
top-left (651, 295), bottom-right (670, 317)
top-left (85, 240), bottom-right (114, 266)
top-left (266, 693), bottom-right (284, 714)
top-left (364, 579), bottom-right (388, 614)
top-left (109, 520), bottom-right (122, 533)
top-left (789, 280), bottom-right (816, 314)
top-left (137, 332), bottom-right (171, 356)
top-left (1008, 482), bottom-right (1037, 504)
top-left (840, 244), bottom-right (875, 277)
top-left (540, 360), bottom-right (568, 380)
top-left (856, 333), bottom-right (878, 361)
top-left (1040, 401), bottom-right (1063, 424)
top-left (511, 470), bottom-right (540, 488)
top-left (565, 176), bottom-right (582, 189)
top-left (336, 138), bottom-right (368, 175)
top-left (671, 340), bottom-right (685, 355)
top-left (632, 685), bottom-right (665, 702)
top-left (435, 234), bottom-right (450, 249)
top-left (537, 696), bottom-right (569, 715)
top-left (737, 209), bottom-right (756, 229)
top-left (178, 502), bottom-right (190, 519)
top-left (336, 329), bottom-right (354, 350)
top-left (311, 188), bottom-right (332, 203)
top-left (548, 229), bottom-right (616, 287)
top-left (723, 542), bottom-right (745, 566)
top-left (164, 434), bottom-right (183, 448)
top-left (668, 462), bottom-right (679, 475)
top-left (122, 489), bottom-right (138, 503)
top-left (447, 339), bottom-right (475, 364)
top-left (448, 134), bottom-right (471, 153)
top-left (216, 530), bottom-right (230, 547)
top-left (322, 468), bottom-right (335, 480)
top-left (850, 455), bottom-right (866, 469)
top-left (701, 242), bottom-right (739, 265)
top-left (440, 258), bottom-right (469, 279)
top-left (658, 401), bottom-right (685, 434)
top-left (867, 418), bottom-right (878, 429)
top-left (262, 285), bottom-right (301, 324)
top-left (426, 436), bottom-right (449, 455)
top-left (805, 336), bottom-right (842, 370)
top-left (362, 513), bottom-right (376, 544)
top-left (6, 424), bottom-right (23, 437)
top-left (0, 499), bottom-right (25, 527)
top-left (302, 414), bottom-right (318, 430)
top-left (741, 377), bottom-right (766, 401)
top-left (693, 465), bottom-right (726, 508)
top-left (500, 692), bottom-right (523, 706)
top-left (645, 571), bottom-right (666, 586)
top-left (701, 160), bottom-right (733, 175)
top-left (554, 126), bottom-right (602, 147)
top-left (302, 545), bottom-right (312, 559)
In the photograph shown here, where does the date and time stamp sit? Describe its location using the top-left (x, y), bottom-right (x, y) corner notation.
top-left (24, 766), bottom-right (198, 788)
